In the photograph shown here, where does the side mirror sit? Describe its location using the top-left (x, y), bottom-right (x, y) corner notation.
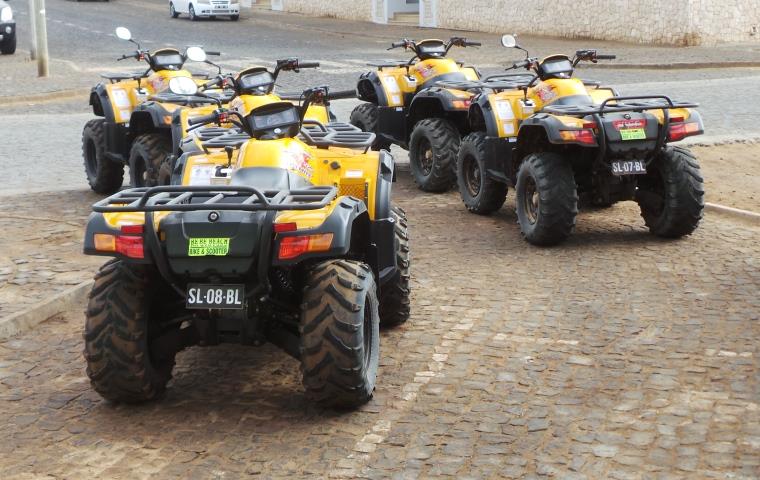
top-left (501, 34), bottom-right (518, 48)
top-left (168, 77), bottom-right (199, 95)
top-left (115, 27), bottom-right (132, 41)
top-left (186, 46), bottom-right (207, 63)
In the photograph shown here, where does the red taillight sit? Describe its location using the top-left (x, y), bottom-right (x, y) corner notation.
top-left (115, 235), bottom-right (145, 259)
top-left (121, 224), bottom-right (144, 235)
top-left (278, 234), bottom-right (333, 260)
top-left (670, 116), bottom-right (684, 123)
top-left (668, 122), bottom-right (701, 141)
top-left (274, 222), bottom-right (298, 234)
top-left (559, 129), bottom-right (597, 145)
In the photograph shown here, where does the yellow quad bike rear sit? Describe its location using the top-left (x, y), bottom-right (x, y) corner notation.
top-left (457, 35), bottom-right (705, 246)
top-left (81, 88), bottom-right (410, 409)
top-left (82, 27), bottom-right (226, 193)
top-left (351, 37), bottom-right (483, 192)
top-left (171, 58), bottom-right (352, 162)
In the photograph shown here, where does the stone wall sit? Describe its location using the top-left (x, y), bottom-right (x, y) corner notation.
top-left (279, 0), bottom-right (372, 22)
top-left (277, 0), bottom-right (760, 46)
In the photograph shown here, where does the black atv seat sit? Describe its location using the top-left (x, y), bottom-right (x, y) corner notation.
top-left (419, 72), bottom-right (469, 91)
top-left (100, 72), bottom-right (145, 81)
top-left (230, 167), bottom-right (313, 191)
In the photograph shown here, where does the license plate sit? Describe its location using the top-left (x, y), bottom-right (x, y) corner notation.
top-left (188, 237), bottom-right (230, 257)
top-left (186, 284), bottom-right (245, 309)
top-left (611, 160), bottom-right (647, 176)
top-left (620, 128), bottom-right (646, 141)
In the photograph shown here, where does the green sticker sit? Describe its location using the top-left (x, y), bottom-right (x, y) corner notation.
top-left (188, 238), bottom-right (230, 257)
top-left (620, 128), bottom-right (646, 141)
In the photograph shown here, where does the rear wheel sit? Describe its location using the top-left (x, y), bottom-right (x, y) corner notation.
top-left (129, 134), bottom-right (171, 187)
top-left (230, 14), bottom-right (239, 21)
top-left (169, 2), bottom-right (179, 17)
top-left (350, 103), bottom-right (391, 151)
top-left (84, 260), bottom-right (179, 403)
top-left (409, 118), bottom-right (460, 192)
top-left (0, 33), bottom-right (16, 55)
top-left (515, 152), bottom-right (578, 246)
top-left (300, 260), bottom-right (379, 408)
top-left (189, 4), bottom-right (198, 21)
top-left (457, 132), bottom-right (508, 215)
top-left (82, 119), bottom-right (124, 194)
top-left (636, 146), bottom-right (704, 238)
top-left (379, 205), bottom-right (411, 327)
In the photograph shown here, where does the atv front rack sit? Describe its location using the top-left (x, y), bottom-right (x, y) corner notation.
top-left (435, 78), bottom-right (531, 92)
top-left (541, 95), bottom-right (699, 117)
top-left (93, 185), bottom-right (337, 213)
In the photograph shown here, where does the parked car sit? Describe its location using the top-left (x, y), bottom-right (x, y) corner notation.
top-left (169, 0), bottom-right (240, 21)
top-left (0, 0), bottom-right (16, 55)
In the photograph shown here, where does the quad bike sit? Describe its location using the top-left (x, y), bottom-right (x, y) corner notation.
top-left (457, 35), bottom-right (705, 246)
top-left (83, 27), bottom-right (226, 193)
top-left (171, 58), bottom-right (352, 159)
top-left (351, 37), bottom-right (483, 192)
top-left (82, 87), bottom-right (411, 408)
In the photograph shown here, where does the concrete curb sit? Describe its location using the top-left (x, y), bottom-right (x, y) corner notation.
top-left (0, 88), bottom-right (92, 106)
top-left (705, 203), bottom-right (760, 225)
top-left (580, 61), bottom-right (760, 70)
top-left (0, 280), bottom-right (93, 341)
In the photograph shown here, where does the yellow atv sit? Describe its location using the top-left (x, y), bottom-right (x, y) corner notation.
top-left (457, 35), bottom-right (705, 245)
top-left (81, 87), bottom-right (410, 408)
top-left (351, 37), bottom-right (482, 192)
top-left (83, 27), bottom-right (225, 193)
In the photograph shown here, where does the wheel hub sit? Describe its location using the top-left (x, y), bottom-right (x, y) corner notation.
top-left (524, 176), bottom-right (539, 224)
top-left (464, 155), bottom-right (481, 196)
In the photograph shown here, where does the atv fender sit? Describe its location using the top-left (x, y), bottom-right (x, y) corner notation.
top-left (90, 84), bottom-right (111, 119)
top-left (83, 212), bottom-right (153, 264)
top-left (374, 150), bottom-right (394, 220)
top-left (519, 115), bottom-right (589, 146)
top-left (272, 197), bottom-right (369, 267)
top-left (357, 71), bottom-right (389, 106)
top-left (129, 102), bottom-right (173, 136)
top-left (468, 95), bottom-right (501, 138)
top-left (90, 84), bottom-right (131, 164)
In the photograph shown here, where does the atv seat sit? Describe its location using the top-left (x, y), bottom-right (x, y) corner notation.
top-left (419, 72), bottom-right (469, 91)
top-left (230, 167), bottom-right (313, 191)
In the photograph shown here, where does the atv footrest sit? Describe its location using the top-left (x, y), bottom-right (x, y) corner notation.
top-left (93, 185), bottom-right (337, 213)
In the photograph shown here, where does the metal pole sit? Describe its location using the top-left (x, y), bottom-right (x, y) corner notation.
top-left (32, 0), bottom-right (49, 77)
top-left (27, 0), bottom-right (36, 60)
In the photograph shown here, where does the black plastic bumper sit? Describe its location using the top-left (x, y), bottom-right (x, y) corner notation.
top-left (0, 22), bottom-right (15, 41)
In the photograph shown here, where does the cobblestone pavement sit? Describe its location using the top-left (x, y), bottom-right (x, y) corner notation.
top-left (0, 173), bottom-right (758, 479)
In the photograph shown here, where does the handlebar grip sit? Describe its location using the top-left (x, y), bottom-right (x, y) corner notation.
top-left (326, 90), bottom-right (357, 100)
top-left (201, 77), bottom-right (222, 90)
top-left (391, 41), bottom-right (405, 48)
top-left (206, 51), bottom-right (221, 56)
top-left (298, 62), bottom-right (320, 69)
top-left (466, 41), bottom-right (482, 47)
top-left (187, 113), bottom-right (217, 126)
top-left (596, 54), bottom-right (616, 60)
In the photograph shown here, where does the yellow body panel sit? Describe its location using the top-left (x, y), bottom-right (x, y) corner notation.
top-left (376, 59), bottom-right (479, 107)
top-left (105, 68), bottom-right (195, 124)
top-left (528, 78), bottom-right (590, 112)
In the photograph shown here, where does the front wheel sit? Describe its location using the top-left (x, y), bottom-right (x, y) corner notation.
top-left (169, 2), bottom-right (179, 18)
top-left (0, 33), bottom-right (16, 55)
top-left (379, 205), bottom-right (411, 327)
top-left (129, 134), bottom-right (171, 187)
top-left (189, 4), bottom-right (198, 21)
top-left (409, 118), bottom-right (460, 192)
top-left (349, 103), bottom-right (391, 151)
top-left (230, 14), bottom-right (239, 21)
top-left (83, 260), bottom-right (179, 403)
top-left (515, 152), bottom-right (578, 246)
top-left (300, 260), bottom-right (380, 408)
top-left (457, 132), bottom-right (508, 215)
top-left (636, 146), bottom-right (704, 238)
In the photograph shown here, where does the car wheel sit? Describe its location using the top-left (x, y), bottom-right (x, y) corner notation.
top-left (189, 4), bottom-right (198, 21)
top-left (169, 2), bottom-right (179, 18)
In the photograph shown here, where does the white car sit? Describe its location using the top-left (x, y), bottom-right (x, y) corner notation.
top-left (169, 0), bottom-right (240, 21)
top-left (0, 0), bottom-right (16, 55)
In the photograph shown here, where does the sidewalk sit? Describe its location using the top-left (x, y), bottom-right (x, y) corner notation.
top-left (0, 52), bottom-right (94, 100)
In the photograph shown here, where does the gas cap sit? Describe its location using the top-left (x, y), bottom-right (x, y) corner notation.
top-left (208, 211), bottom-right (220, 222)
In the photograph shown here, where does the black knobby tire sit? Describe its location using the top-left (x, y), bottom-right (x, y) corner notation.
top-left (0, 33), bottom-right (16, 55)
top-left (636, 146), bottom-right (704, 238)
top-left (409, 118), bottom-right (460, 192)
top-left (350, 103), bottom-right (391, 151)
top-left (456, 132), bottom-right (508, 215)
top-left (129, 133), bottom-right (171, 187)
top-left (189, 4), bottom-right (198, 21)
top-left (515, 152), bottom-right (578, 246)
top-left (230, 14), bottom-right (240, 21)
top-left (169, 2), bottom-right (179, 17)
top-left (82, 119), bottom-right (124, 194)
top-left (83, 260), bottom-right (178, 403)
top-left (300, 260), bottom-right (380, 408)
top-left (379, 205), bottom-right (411, 327)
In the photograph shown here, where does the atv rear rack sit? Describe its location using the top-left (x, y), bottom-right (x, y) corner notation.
top-left (435, 78), bottom-right (531, 92)
top-left (301, 122), bottom-right (377, 150)
top-left (541, 95), bottom-right (699, 117)
top-left (93, 185), bottom-right (337, 213)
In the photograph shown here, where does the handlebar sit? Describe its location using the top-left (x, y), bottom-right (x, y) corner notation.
top-left (206, 51), bottom-right (221, 56)
top-left (187, 113), bottom-right (218, 126)
top-left (595, 54), bottom-right (616, 60)
top-left (464, 41), bottom-right (481, 47)
top-left (298, 61), bottom-right (320, 69)
top-left (390, 41), bottom-right (408, 49)
top-left (325, 89), bottom-right (357, 100)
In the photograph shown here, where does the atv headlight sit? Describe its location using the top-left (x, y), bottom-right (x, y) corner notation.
top-left (0, 7), bottom-right (12, 22)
